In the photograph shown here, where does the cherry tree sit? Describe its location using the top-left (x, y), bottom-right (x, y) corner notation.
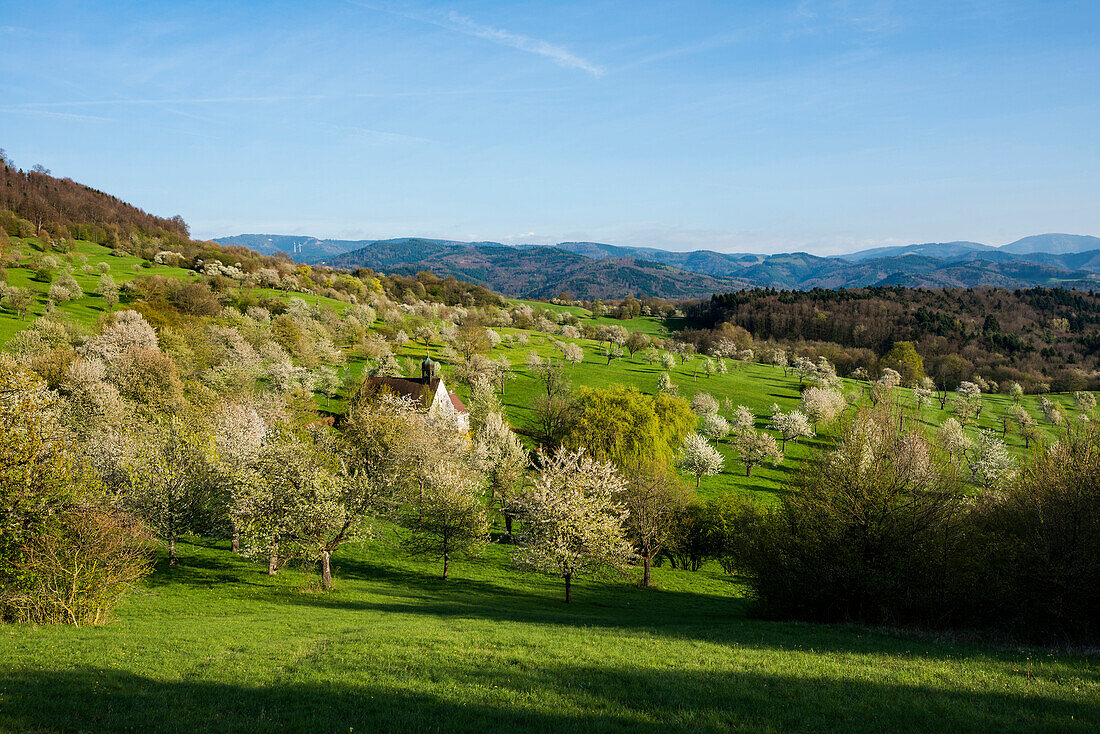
top-left (122, 414), bottom-right (217, 566)
top-left (512, 448), bottom-right (635, 602)
top-left (96, 274), bottom-right (119, 312)
top-left (938, 417), bottom-right (972, 459)
top-left (472, 411), bottom-right (527, 536)
top-left (732, 429), bottom-right (783, 477)
top-left (690, 392), bottom-right (719, 416)
top-left (700, 413), bottom-right (730, 446)
top-left (678, 433), bottom-right (724, 487)
top-left (400, 461), bottom-right (489, 580)
top-left (966, 430), bottom-right (1017, 491)
top-left (769, 405), bottom-right (813, 451)
top-left (562, 342), bottom-right (584, 368)
top-left (730, 404), bottom-right (756, 435)
top-left (1074, 391), bottom-right (1096, 419)
top-left (801, 387), bottom-right (845, 430)
top-left (954, 381), bottom-right (983, 425)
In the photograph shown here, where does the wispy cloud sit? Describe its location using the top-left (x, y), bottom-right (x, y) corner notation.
top-left (615, 29), bottom-right (751, 72)
top-left (0, 107), bottom-right (116, 122)
top-left (789, 0), bottom-right (903, 36)
top-left (349, 2), bottom-right (603, 77)
top-left (14, 87), bottom-right (562, 109)
top-left (320, 122), bottom-right (433, 145)
top-left (441, 11), bottom-right (603, 77)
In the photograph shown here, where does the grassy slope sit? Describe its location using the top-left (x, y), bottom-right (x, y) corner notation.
top-left (0, 238), bottom-right (196, 341)
top-left (1, 540), bottom-right (1096, 733)
top-left (425, 332), bottom-right (1083, 502)
top-left (0, 239), bottom-right (352, 340)
top-left (2, 241), bottom-right (1098, 732)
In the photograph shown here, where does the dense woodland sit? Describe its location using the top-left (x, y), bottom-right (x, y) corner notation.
top-left (0, 151), bottom-right (189, 242)
top-left (692, 286), bottom-right (1100, 392)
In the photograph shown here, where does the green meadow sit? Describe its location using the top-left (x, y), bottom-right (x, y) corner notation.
top-left (2, 238), bottom-right (1099, 732)
top-left (1, 539), bottom-right (1097, 733)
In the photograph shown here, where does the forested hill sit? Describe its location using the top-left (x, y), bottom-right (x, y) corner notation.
top-left (324, 241), bottom-right (747, 300)
top-left (0, 155), bottom-right (188, 244)
top-left (219, 232), bottom-right (1100, 298)
top-left (693, 286), bottom-right (1100, 391)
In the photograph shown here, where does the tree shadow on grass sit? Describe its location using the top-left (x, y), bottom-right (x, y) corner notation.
top-left (767, 391), bottom-right (801, 401)
top-left (141, 539), bottom-right (269, 590)
top-left (1, 660), bottom-right (1095, 734)
top-left (135, 543), bottom-right (1097, 670)
top-left (284, 555), bottom-right (1069, 667)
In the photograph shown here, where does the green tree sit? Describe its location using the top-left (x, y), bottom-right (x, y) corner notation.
top-left (619, 460), bottom-right (691, 586)
top-left (881, 341), bottom-right (924, 385)
top-left (565, 385), bottom-right (695, 468)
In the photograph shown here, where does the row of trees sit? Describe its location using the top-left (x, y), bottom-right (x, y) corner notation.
top-left (696, 287), bottom-right (1100, 392)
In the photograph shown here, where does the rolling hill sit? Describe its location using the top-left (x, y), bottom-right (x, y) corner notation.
top-left (217, 231), bottom-right (1100, 298)
top-left (322, 242), bottom-right (748, 300)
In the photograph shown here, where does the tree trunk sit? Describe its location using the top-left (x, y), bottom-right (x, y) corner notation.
top-left (231, 526), bottom-right (240, 553)
top-left (320, 550), bottom-right (333, 590)
top-left (268, 549), bottom-right (278, 575)
top-left (168, 535), bottom-right (177, 566)
top-left (442, 536), bottom-right (450, 580)
top-left (746, 465), bottom-right (752, 477)
top-left (504, 512), bottom-right (513, 539)
top-left (564, 573), bottom-right (572, 603)
top-left (642, 556), bottom-right (651, 587)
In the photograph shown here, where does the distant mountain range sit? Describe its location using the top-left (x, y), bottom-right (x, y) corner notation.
top-left (215, 233), bottom-right (1100, 299)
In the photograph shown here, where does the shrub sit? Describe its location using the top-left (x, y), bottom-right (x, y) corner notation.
top-left (743, 406), bottom-right (977, 627)
top-left (2, 505), bottom-right (153, 625)
top-left (978, 423), bottom-right (1100, 640)
top-left (696, 494), bottom-right (765, 575)
top-left (0, 361), bottom-right (152, 624)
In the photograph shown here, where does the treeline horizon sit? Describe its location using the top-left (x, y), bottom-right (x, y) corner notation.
top-left (685, 286), bottom-right (1100, 392)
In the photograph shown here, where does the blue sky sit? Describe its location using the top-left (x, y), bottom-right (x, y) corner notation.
top-left (1, 1), bottom-right (1097, 253)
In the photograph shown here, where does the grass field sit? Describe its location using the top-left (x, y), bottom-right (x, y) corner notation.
top-left (0, 237), bottom-right (197, 341)
top-left (3, 243), bottom-right (1099, 732)
top-left (1, 539), bottom-right (1097, 733)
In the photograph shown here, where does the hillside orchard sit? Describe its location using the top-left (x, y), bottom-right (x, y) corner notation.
top-left (0, 227), bottom-right (1098, 730)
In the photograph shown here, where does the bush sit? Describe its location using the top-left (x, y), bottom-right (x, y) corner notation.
top-left (660, 502), bottom-right (710, 571)
top-left (0, 361), bottom-right (153, 624)
top-left (697, 494), bottom-right (764, 575)
top-left (1, 504), bottom-right (153, 625)
top-left (978, 423), bottom-right (1100, 640)
top-left (743, 406), bottom-right (978, 627)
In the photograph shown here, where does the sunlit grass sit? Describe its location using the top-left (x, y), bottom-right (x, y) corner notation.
top-left (1, 539), bottom-right (1096, 733)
